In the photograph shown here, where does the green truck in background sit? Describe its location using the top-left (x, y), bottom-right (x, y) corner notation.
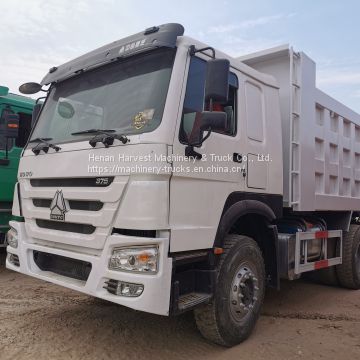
top-left (0, 85), bottom-right (35, 246)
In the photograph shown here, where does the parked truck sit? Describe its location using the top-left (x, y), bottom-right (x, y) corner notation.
top-left (0, 86), bottom-right (34, 246)
top-left (6, 23), bottom-right (360, 346)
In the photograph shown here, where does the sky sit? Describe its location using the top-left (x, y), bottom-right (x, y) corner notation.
top-left (1, 0), bottom-right (360, 112)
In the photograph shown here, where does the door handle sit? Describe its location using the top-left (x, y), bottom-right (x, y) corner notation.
top-left (233, 153), bottom-right (242, 163)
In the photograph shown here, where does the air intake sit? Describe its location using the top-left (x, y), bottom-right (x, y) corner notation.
top-left (33, 251), bottom-right (92, 281)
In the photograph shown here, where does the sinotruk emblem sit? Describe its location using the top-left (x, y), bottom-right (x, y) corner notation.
top-left (50, 190), bottom-right (68, 221)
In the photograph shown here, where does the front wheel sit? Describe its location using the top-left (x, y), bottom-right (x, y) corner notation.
top-left (194, 234), bottom-right (265, 347)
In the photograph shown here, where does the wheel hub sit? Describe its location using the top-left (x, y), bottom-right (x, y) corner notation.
top-left (230, 265), bottom-right (259, 321)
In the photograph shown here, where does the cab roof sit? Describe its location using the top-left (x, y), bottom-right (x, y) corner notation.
top-left (41, 23), bottom-right (184, 85)
top-left (39, 22), bottom-right (278, 89)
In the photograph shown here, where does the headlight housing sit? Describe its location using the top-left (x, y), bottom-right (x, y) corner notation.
top-left (109, 246), bottom-right (158, 273)
top-left (6, 228), bottom-right (18, 248)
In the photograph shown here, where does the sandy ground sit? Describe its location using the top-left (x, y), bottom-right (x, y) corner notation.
top-left (0, 252), bottom-right (359, 360)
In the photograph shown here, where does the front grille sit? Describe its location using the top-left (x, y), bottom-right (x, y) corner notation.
top-left (67, 200), bottom-right (103, 211)
top-left (36, 219), bottom-right (96, 234)
top-left (26, 176), bottom-right (118, 246)
top-left (33, 198), bottom-right (103, 211)
top-left (33, 251), bottom-right (91, 281)
top-left (112, 229), bottom-right (156, 238)
top-left (30, 177), bottom-right (114, 187)
top-left (33, 199), bottom-right (51, 207)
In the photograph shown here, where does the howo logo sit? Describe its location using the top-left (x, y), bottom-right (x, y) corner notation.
top-left (50, 190), bottom-right (68, 221)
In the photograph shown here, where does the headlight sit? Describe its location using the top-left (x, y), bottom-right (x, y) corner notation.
top-left (6, 228), bottom-right (18, 248)
top-left (109, 246), bottom-right (158, 273)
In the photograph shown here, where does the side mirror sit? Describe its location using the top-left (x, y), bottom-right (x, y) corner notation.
top-left (32, 103), bottom-right (43, 127)
top-left (4, 114), bottom-right (19, 138)
top-left (19, 82), bottom-right (42, 95)
top-left (200, 111), bottom-right (227, 132)
top-left (205, 59), bottom-right (230, 103)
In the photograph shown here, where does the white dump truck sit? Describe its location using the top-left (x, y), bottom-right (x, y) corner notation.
top-left (7, 23), bottom-right (360, 346)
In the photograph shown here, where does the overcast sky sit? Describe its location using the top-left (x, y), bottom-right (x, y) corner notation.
top-left (1, 0), bottom-right (360, 112)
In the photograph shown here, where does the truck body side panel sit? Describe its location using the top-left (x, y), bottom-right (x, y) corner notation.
top-left (239, 46), bottom-right (360, 211)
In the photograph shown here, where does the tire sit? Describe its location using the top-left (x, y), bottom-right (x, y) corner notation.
top-left (194, 234), bottom-right (265, 347)
top-left (336, 224), bottom-right (360, 289)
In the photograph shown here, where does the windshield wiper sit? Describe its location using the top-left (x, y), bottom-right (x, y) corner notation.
top-left (30, 138), bottom-right (61, 155)
top-left (29, 137), bottom-right (53, 143)
top-left (71, 129), bottom-right (129, 148)
top-left (71, 129), bottom-right (116, 135)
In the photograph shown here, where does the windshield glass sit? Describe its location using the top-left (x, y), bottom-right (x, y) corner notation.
top-left (28, 48), bottom-right (175, 146)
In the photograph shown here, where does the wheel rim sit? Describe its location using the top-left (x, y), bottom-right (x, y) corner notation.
top-left (229, 262), bottom-right (260, 322)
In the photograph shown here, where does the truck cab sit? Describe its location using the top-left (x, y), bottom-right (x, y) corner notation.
top-left (0, 86), bottom-right (34, 245)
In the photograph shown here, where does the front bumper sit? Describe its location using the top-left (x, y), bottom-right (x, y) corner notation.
top-left (6, 221), bottom-right (173, 316)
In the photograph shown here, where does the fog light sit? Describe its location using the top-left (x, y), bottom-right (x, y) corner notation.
top-left (7, 253), bottom-right (20, 266)
top-left (6, 228), bottom-right (18, 248)
top-left (109, 246), bottom-right (158, 273)
top-left (104, 279), bottom-right (144, 297)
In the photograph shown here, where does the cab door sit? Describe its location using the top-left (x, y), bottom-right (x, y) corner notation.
top-left (169, 54), bottom-right (244, 252)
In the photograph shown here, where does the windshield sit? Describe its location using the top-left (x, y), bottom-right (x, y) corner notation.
top-left (28, 48), bottom-right (175, 146)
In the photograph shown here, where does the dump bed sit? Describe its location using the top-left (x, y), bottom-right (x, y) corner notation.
top-left (239, 45), bottom-right (360, 212)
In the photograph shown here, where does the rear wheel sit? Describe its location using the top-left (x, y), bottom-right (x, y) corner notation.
top-left (336, 224), bottom-right (360, 289)
top-left (194, 234), bottom-right (265, 347)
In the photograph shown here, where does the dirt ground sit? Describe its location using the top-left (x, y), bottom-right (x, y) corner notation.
top-left (0, 252), bottom-right (359, 360)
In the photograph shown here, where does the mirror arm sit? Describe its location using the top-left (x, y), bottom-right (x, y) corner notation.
top-left (189, 45), bottom-right (215, 59)
top-left (184, 129), bottom-right (212, 160)
top-left (36, 96), bottom-right (47, 104)
top-left (201, 129), bottom-right (212, 143)
top-left (185, 145), bottom-right (202, 160)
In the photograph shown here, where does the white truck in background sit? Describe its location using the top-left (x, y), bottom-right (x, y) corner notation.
top-left (6, 23), bottom-right (360, 346)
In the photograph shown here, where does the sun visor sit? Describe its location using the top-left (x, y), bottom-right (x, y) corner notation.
top-left (41, 23), bottom-right (184, 85)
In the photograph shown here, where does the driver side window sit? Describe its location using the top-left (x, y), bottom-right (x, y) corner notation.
top-left (179, 56), bottom-right (238, 144)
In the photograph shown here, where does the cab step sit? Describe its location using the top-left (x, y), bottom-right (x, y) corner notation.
top-left (178, 292), bottom-right (212, 311)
